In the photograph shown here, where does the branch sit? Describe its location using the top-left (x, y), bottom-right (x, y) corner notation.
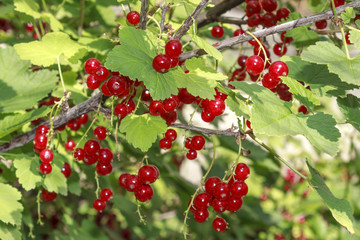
top-left (0, 93), bottom-right (108, 153)
top-left (217, 16), bottom-right (247, 26)
top-left (197, 0), bottom-right (245, 28)
top-left (170, 123), bottom-right (239, 138)
top-left (179, 0), bottom-right (360, 61)
top-left (171, 0), bottom-right (210, 40)
top-left (139, 0), bottom-right (149, 30)
top-left (160, 4), bottom-right (170, 32)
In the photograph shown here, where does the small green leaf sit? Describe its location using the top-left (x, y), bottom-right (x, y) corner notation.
top-left (78, 37), bottom-right (116, 54)
top-left (0, 222), bottom-right (21, 240)
top-left (281, 76), bottom-right (320, 107)
top-left (301, 41), bottom-right (360, 86)
top-left (119, 114), bottom-right (167, 152)
top-left (191, 35), bottom-right (223, 61)
top-left (340, 7), bottom-right (355, 24)
top-left (43, 163), bottom-right (68, 196)
top-left (68, 171), bottom-right (81, 196)
top-left (355, 20), bottom-right (360, 28)
top-left (306, 160), bottom-right (355, 234)
top-left (14, 32), bottom-right (87, 67)
top-left (14, 0), bottom-right (41, 18)
top-left (0, 46), bottom-right (58, 113)
top-left (225, 92), bottom-right (250, 119)
top-left (0, 107), bottom-right (50, 139)
top-left (349, 28), bottom-right (360, 49)
top-left (13, 156), bottom-right (42, 191)
top-left (307, 0), bottom-right (328, 13)
top-left (337, 94), bottom-right (360, 131)
top-left (0, 183), bottom-right (23, 225)
top-left (41, 13), bottom-right (63, 31)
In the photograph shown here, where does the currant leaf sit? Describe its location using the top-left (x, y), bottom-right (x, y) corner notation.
top-left (0, 183), bottom-right (23, 225)
top-left (225, 92), bottom-right (250, 119)
top-left (13, 156), bottom-right (42, 191)
top-left (306, 160), bottom-right (355, 234)
top-left (348, 28), bottom-right (360, 49)
top-left (340, 7), bottom-right (355, 25)
top-left (232, 82), bottom-right (340, 156)
top-left (191, 35), bottom-right (223, 61)
top-left (43, 162), bottom-right (68, 196)
top-left (301, 41), bottom-right (360, 86)
top-left (337, 94), bottom-right (360, 131)
top-left (119, 114), bottom-right (167, 152)
top-left (307, 0), bottom-right (328, 13)
top-left (0, 222), bottom-right (21, 240)
top-left (0, 46), bottom-right (58, 113)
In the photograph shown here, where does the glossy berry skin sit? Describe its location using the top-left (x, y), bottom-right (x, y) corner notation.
top-left (163, 98), bottom-right (177, 112)
top-left (165, 129), bottom-right (177, 141)
top-left (114, 103), bottom-right (128, 119)
top-left (273, 43), bottom-right (287, 56)
top-left (101, 81), bottom-right (112, 96)
top-left (106, 76), bottom-right (128, 96)
top-left (87, 75), bottom-right (101, 90)
top-left (84, 58), bottom-right (101, 75)
top-left (125, 174), bottom-right (141, 192)
top-left (193, 192), bottom-right (212, 209)
top-left (159, 138), bottom-right (172, 150)
top-left (205, 176), bottom-right (222, 195)
top-left (315, 20), bottom-right (327, 29)
top-left (26, 22), bottom-right (34, 32)
top-left (178, 88), bottom-right (195, 104)
top-left (345, 32), bottom-right (352, 45)
top-left (206, 99), bottom-right (225, 117)
top-left (153, 54), bottom-right (171, 73)
top-left (269, 61), bottom-right (289, 77)
top-left (135, 184), bottom-right (154, 202)
top-left (227, 197), bottom-right (243, 212)
top-left (211, 198), bottom-right (227, 213)
top-left (193, 209), bottom-right (209, 223)
top-left (245, 55), bottom-right (264, 75)
top-left (138, 165), bottom-right (159, 184)
top-left (185, 137), bottom-right (193, 149)
top-left (93, 199), bottom-right (106, 211)
top-left (40, 162), bottom-right (52, 175)
top-left (298, 105), bottom-right (308, 114)
top-left (36, 125), bottom-right (49, 136)
top-left (262, 12), bottom-right (277, 28)
top-left (213, 182), bottom-right (230, 200)
top-left (331, 0), bottom-right (345, 8)
top-left (65, 139), bottom-right (76, 152)
top-left (96, 163), bottom-right (113, 175)
top-left (161, 111), bottom-right (177, 125)
top-left (119, 173), bottom-right (131, 189)
top-left (39, 149), bottom-right (54, 163)
top-left (261, 0), bottom-right (277, 12)
top-left (74, 148), bottom-right (85, 161)
top-left (169, 57), bottom-right (179, 68)
top-left (191, 135), bottom-right (205, 150)
top-left (186, 150), bottom-right (197, 160)
top-left (237, 55), bottom-right (248, 67)
top-left (262, 73), bottom-right (281, 89)
top-left (233, 28), bottom-right (244, 37)
top-left (280, 32), bottom-right (293, 44)
top-left (93, 66), bottom-right (109, 82)
top-left (247, 13), bottom-right (262, 27)
top-left (212, 217), bottom-right (227, 232)
top-left (61, 162), bottom-right (72, 178)
top-left (276, 8), bottom-right (290, 21)
top-left (211, 25), bottom-right (224, 39)
top-left (100, 188), bottom-right (113, 202)
top-left (165, 40), bottom-right (183, 58)
top-left (98, 148), bottom-right (113, 165)
top-left (149, 101), bottom-right (165, 116)
top-left (127, 11), bottom-right (140, 25)
top-left (34, 134), bottom-right (47, 150)
top-left (230, 181), bottom-right (248, 198)
top-left (94, 126), bottom-right (107, 140)
top-left (84, 139), bottom-right (100, 155)
top-left (42, 189), bottom-right (57, 202)
top-left (234, 163), bottom-right (250, 181)
top-left (201, 111), bottom-right (215, 123)
top-left (246, 120), bottom-right (252, 130)
top-left (246, 1), bottom-right (261, 16)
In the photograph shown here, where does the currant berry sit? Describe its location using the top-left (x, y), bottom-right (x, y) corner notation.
top-left (84, 58), bottom-right (101, 75)
top-left (262, 73), bottom-right (281, 89)
top-left (149, 101), bottom-right (165, 116)
top-left (42, 189), bottom-right (57, 202)
top-left (165, 40), bottom-right (183, 58)
top-left (161, 111), bottom-right (177, 125)
top-left (99, 188), bottom-right (113, 202)
top-left (201, 110), bottom-right (215, 123)
top-left (84, 139), bottom-right (100, 155)
top-left (212, 217), bottom-right (227, 232)
top-left (26, 22), bottom-right (34, 32)
top-left (61, 162), bottom-right (72, 178)
top-left (135, 184), bottom-right (154, 202)
top-left (126, 11), bottom-right (140, 25)
top-left (39, 149), bottom-right (54, 163)
top-left (77, 114), bottom-right (88, 125)
top-left (106, 76), bottom-right (128, 96)
top-left (96, 163), bottom-right (113, 176)
top-left (205, 176), bottom-right (222, 195)
top-left (246, 1), bottom-right (261, 16)
top-left (345, 32), bottom-right (352, 45)
top-left (330, 0), bottom-right (345, 8)
top-left (163, 98), bottom-right (177, 112)
top-left (125, 174), bottom-right (141, 192)
top-left (193, 192), bottom-right (212, 209)
top-left (211, 198), bottom-right (227, 213)
top-left (276, 8), bottom-right (290, 21)
top-left (234, 163), bottom-right (250, 181)
top-left (268, 61), bottom-right (289, 77)
top-left (98, 148), bottom-right (113, 165)
top-left (159, 138), bottom-right (172, 150)
top-left (40, 162), bottom-right (52, 174)
top-left (114, 103), bottom-right (128, 119)
top-left (245, 55), bottom-right (264, 75)
top-left (246, 120), bottom-right (252, 130)
top-left (65, 139), bottom-right (76, 152)
top-left (261, 0), bottom-right (277, 12)
top-left (141, 89), bottom-right (152, 101)
top-left (247, 13), bottom-right (262, 27)
top-left (138, 165), bottom-right (159, 184)
top-left (153, 54), bottom-right (171, 73)
top-left (169, 57), bottom-right (179, 68)
top-left (206, 99), bottom-right (225, 117)
top-left (165, 129), bottom-right (177, 141)
top-left (93, 66), bottom-right (109, 82)
top-left (233, 28), bottom-right (245, 37)
top-left (186, 150), bottom-right (197, 160)
top-left (298, 105), bottom-right (308, 114)
top-left (237, 55), bottom-right (248, 68)
top-left (101, 81), bottom-right (112, 96)
top-left (273, 43), bottom-right (287, 56)
top-left (230, 181), bottom-right (248, 198)
top-left (36, 125), bottom-right (49, 135)
top-left (262, 12), bottom-right (277, 27)
top-left (232, 69), bottom-right (246, 81)
top-left (87, 75), bottom-right (101, 90)
top-left (34, 134), bottom-right (48, 150)
top-left (211, 25), bottom-right (224, 39)
top-left (93, 199), bottom-right (106, 211)
top-left (184, 137), bottom-right (193, 149)
top-left (94, 126), bottom-right (107, 140)
top-left (191, 135), bottom-right (205, 150)
top-left (178, 88), bottom-right (195, 104)
top-left (315, 20), bottom-right (327, 29)
top-left (280, 32), bottom-right (293, 44)
top-left (213, 182), bottom-right (230, 200)
top-left (227, 197), bottom-right (243, 212)
top-left (74, 148), bottom-right (85, 161)
top-left (193, 209), bottom-right (209, 223)
top-left (119, 173), bottom-right (131, 189)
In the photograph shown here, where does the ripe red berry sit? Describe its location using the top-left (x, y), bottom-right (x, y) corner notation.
top-left (211, 25), bottom-right (224, 38)
top-left (40, 162), bottom-right (52, 175)
top-left (94, 66), bottom-right (109, 82)
top-left (165, 40), bottom-right (183, 58)
top-left (163, 98), bottom-right (177, 112)
top-left (126, 11), bottom-right (140, 25)
top-left (212, 217), bottom-right (227, 232)
top-left (262, 73), bottom-right (281, 89)
top-left (246, 1), bottom-right (261, 16)
top-left (93, 199), bottom-right (106, 211)
top-left (205, 99), bottom-right (225, 117)
top-left (94, 126), bottom-right (107, 140)
top-left (138, 165), bottom-right (159, 184)
top-left (227, 197), bottom-right (243, 212)
top-left (101, 81), bottom-right (112, 96)
top-left (201, 110), bottom-right (215, 123)
top-left (247, 13), bottom-right (262, 27)
top-left (213, 182), bottom-right (230, 200)
top-left (98, 148), bottom-right (113, 165)
top-left (39, 149), bottom-right (54, 163)
top-left (191, 135), bottom-right (205, 150)
top-left (165, 129), bottom-right (177, 141)
top-left (262, 12), bottom-right (277, 27)
top-left (315, 20), bottom-right (327, 29)
top-left (273, 43), bottom-right (287, 56)
top-left (211, 198), bottom-right (227, 213)
top-left (169, 57), bottom-right (179, 68)
top-left (26, 22), bottom-right (34, 32)
top-left (330, 0), bottom-right (345, 8)
top-left (106, 76), bottom-right (128, 96)
top-left (100, 188), bottom-right (113, 202)
top-left (153, 54), bottom-right (171, 73)
top-left (178, 88), bottom-right (195, 104)
top-left (345, 32), bottom-right (352, 45)
top-left (245, 55), bottom-right (264, 75)
top-left (41, 189), bottom-right (57, 202)
top-left (298, 105), bottom-right (308, 114)
top-left (161, 111), bottom-right (177, 125)
top-left (237, 55), bottom-right (248, 67)
top-left (246, 120), bottom-right (252, 130)
top-left (276, 8), bottom-right (290, 21)
top-left (84, 139), bottom-right (100, 155)
top-left (87, 75), bottom-right (101, 90)
top-left (230, 181), bottom-right (248, 198)
top-left (65, 139), bottom-right (76, 152)
top-left (125, 174), bottom-right (141, 192)
top-left (233, 28), bottom-right (245, 37)
top-left (186, 150), bottom-right (197, 160)
top-left (149, 100), bottom-right (165, 116)
top-left (193, 192), bottom-right (212, 209)
top-left (205, 176), bottom-right (222, 195)
top-left (96, 163), bottom-right (113, 176)
top-left (77, 114), bottom-right (88, 125)
top-left (61, 162), bottom-right (72, 178)
top-left (84, 58), bottom-right (101, 75)
top-left (280, 31), bottom-right (293, 44)
top-left (34, 134), bottom-right (48, 150)
top-left (261, 0), bottom-right (278, 12)
top-left (74, 148), bottom-right (85, 161)
top-left (268, 61), bottom-right (289, 77)
top-left (234, 163), bottom-right (250, 181)
top-left (193, 209), bottom-right (209, 223)
top-left (36, 125), bottom-right (49, 135)
top-left (135, 184), bottom-right (154, 202)
top-left (159, 138), bottom-right (172, 150)
top-left (119, 173), bottom-right (131, 189)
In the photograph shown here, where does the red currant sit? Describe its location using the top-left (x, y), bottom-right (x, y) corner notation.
top-left (93, 199), bottom-right (106, 211)
top-left (262, 12), bottom-right (277, 27)
top-left (106, 76), bottom-right (128, 96)
top-left (74, 148), bottom-right (85, 161)
top-left (84, 139), bottom-right (100, 155)
top-left (247, 13), bottom-right (262, 27)
top-left (178, 88), bottom-right (195, 104)
top-left (268, 61), bottom-right (289, 77)
top-left (39, 149), bottom-right (54, 163)
top-left (100, 188), bottom-right (113, 202)
top-left (161, 111), bottom-right (177, 125)
top-left (83, 153), bottom-right (98, 165)
top-left (213, 182), bottom-right (230, 200)
top-left (65, 139), bottom-right (76, 152)
top-left (41, 189), bottom-right (57, 201)
top-left (36, 125), bottom-right (49, 135)
top-left (211, 25), bottom-right (224, 39)
top-left (227, 197), bottom-right (243, 212)
top-left (234, 163), bottom-right (250, 181)
top-left (262, 73), bottom-right (281, 89)
top-left (261, 0), bottom-right (277, 12)
top-left (206, 99), bottom-right (225, 117)
top-left (93, 66), bottom-right (109, 82)
top-left (273, 43), bottom-right (287, 56)
top-left (87, 75), bottom-right (101, 90)
top-left (94, 126), bottom-right (107, 140)
top-left (211, 198), bottom-right (227, 213)
top-left (193, 192), bottom-right (212, 209)
top-left (96, 163), bottom-right (113, 175)
top-left (246, 120), bottom-right (252, 130)
top-left (125, 174), bottom-right (141, 192)
top-left (165, 129), bottom-right (177, 141)
top-left (138, 165), bottom-right (159, 184)
top-left (135, 184), bottom-right (154, 202)
top-left (101, 81), bottom-right (112, 96)
top-left (77, 114), bottom-right (88, 125)
top-left (191, 135), bottom-right (205, 150)
top-left (126, 11), bottom-right (140, 25)
top-left (298, 105), bottom-right (308, 114)
top-left (165, 40), bottom-right (182, 58)
top-left (276, 8), bottom-right (290, 21)
top-left (153, 54), bottom-right (171, 73)
top-left (40, 162), bottom-right (52, 174)
top-left (315, 20), bottom-right (327, 29)
top-left (330, 0), bottom-right (345, 8)
top-left (114, 103), bottom-right (128, 119)
top-left (233, 28), bottom-right (245, 37)
top-left (280, 31), bottom-right (293, 44)
top-left (119, 173), bottom-right (131, 189)
top-left (98, 148), bottom-right (113, 165)
top-left (193, 209), bottom-right (209, 223)
top-left (149, 101), bottom-right (165, 116)
top-left (159, 138), bottom-right (172, 150)
top-left (84, 58), bottom-right (101, 75)
top-left (186, 150), bottom-right (197, 160)
top-left (163, 98), bottom-right (177, 112)
top-left (205, 176), bottom-right (222, 195)
top-left (26, 22), bottom-right (34, 32)
top-left (237, 55), bottom-right (248, 68)
top-left (34, 134), bottom-right (47, 150)
top-left (230, 181), bottom-right (248, 198)
top-left (201, 110), bottom-right (215, 123)
top-left (169, 57), bottom-right (179, 68)
top-left (246, 1), bottom-right (261, 16)
top-left (61, 162), bottom-right (72, 178)
top-left (245, 55), bottom-right (264, 75)
top-left (212, 217), bottom-right (227, 232)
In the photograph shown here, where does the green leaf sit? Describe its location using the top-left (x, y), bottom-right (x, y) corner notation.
top-left (225, 92), bottom-right (250, 119)
top-left (13, 156), bottom-right (42, 191)
top-left (281, 76), bottom-right (320, 107)
top-left (78, 37), bottom-right (116, 54)
top-left (14, 0), bottom-right (41, 18)
top-left (191, 35), bottom-right (223, 61)
top-left (232, 82), bottom-right (340, 156)
top-left (43, 163), bottom-right (68, 196)
top-left (0, 183), bottom-right (23, 225)
top-left (14, 32), bottom-right (87, 67)
top-left (119, 114), bottom-right (167, 152)
top-left (306, 160), bottom-right (355, 234)
top-left (0, 107), bottom-right (50, 139)
top-left (281, 56), bottom-right (356, 97)
top-left (301, 41), bottom-right (360, 86)
top-left (349, 28), bottom-right (360, 49)
top-left (0, 46), bottom-right (58, 113)
top-left (96, 5), bottom-right (116, 26)
top-left (0, 222), bottom-right (21, 240)
top-left (307, 0), bottom-right (328, 13)
top-left (68, 171), bottom-right (81, 196)
top-left (355, 20), bottom-right (360, 28)
top-left (340, 7), bottom-right (355, 25)
top-left (41, 13), bottom-right (63, 31)
top-left (337, 94), bottom-right (360, 131)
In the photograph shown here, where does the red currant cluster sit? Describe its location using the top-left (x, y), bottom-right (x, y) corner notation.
top-left (24, 21), bottom-right (47, 39)
top-left (64, 113), bottom-right (89, 131)
top-left (198, 90), bottom-right (227, 123)
top-left (93, 188), bottom-right (113, 211)
top-left (84, 58), bottom-right (109, 90)
top-left (148, 94), bottom-right (180, 125)
top-left (189, 163), bottom-right (250, 232)
top-left (184, 135), bottom-right (206, 160)
top-left (118, 164), bottom-right (159, 202)
top-left (159, 129), bottom-right (177, 150)
top-left (34, 125), bottom-right (53, 175)
top-left (152, 40), bottom-right (183, 73)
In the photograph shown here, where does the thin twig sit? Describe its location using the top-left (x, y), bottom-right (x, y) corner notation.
top-left (139, 0), bottom-right (149, 30)
top-left (217, 16), bottom-right (247, 26)
top-left (160, 4), bottom-right (170, 32)
top-left (78, 0), bottom-right (85, 36)
top-left (170, 123), bottom-right (239, 137)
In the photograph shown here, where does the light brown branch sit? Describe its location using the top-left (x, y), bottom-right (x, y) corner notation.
top-left (170, 123), bottom-right (239, 138)
top-left (139, 0), bottom-right (149, 30)
top-left (160, 3), bottom-right (170, 32)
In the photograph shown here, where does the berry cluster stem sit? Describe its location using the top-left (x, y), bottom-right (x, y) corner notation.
top-left (36, 189), bottom-right (44, 225)
top-left (331, 0), bottom-right (350, 59)
top-left (56, 56), bottom-right (67, 94)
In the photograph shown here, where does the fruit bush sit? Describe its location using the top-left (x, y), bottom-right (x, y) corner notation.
top-left (0, 0), bottom-right (360, 239)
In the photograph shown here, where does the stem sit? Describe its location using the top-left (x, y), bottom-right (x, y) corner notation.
top-left (246, 31), bottom-right (269, 67)
top-left (331, 0), bottom-right (350, 59)
top-left (121, 4), bottom-right (127, 16)
top-left (36, 189), bottom-right (44, 225)
top-left (78, 0), bottom-right (85, 37)
top-left (136, 201), bottom-right (146, 224)
top-left (95, 171), bottom-right (100, 198)
top-left (41, 0), bottom-right (48, 12)
top-left (114, 119), bottom-right (121, 161)
top-left (33, 22), bottom-right (42, 40)
top-left (56, 56), bottom-right (67, 94)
